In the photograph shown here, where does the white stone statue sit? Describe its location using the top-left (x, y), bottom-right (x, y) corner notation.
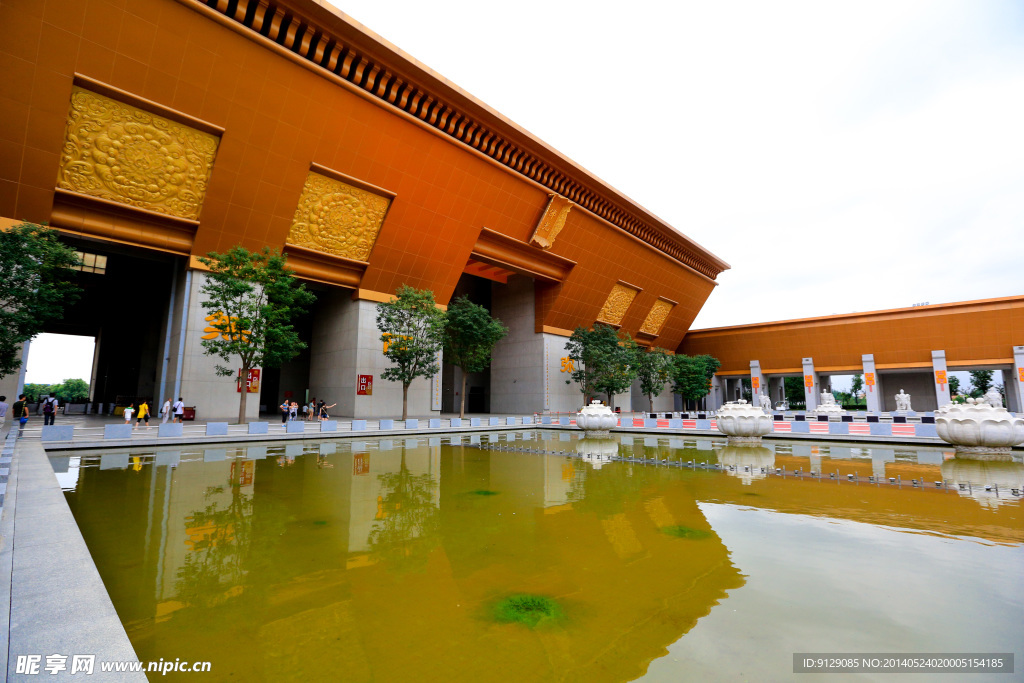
top-left (813, 386), bottom-right (845, 416)
top-left (758, 392), bottom-right (772, 412)
top-left (895, 389), bottom-right (912, 412)
top-left (983, 386), bottom-right (1003, 408)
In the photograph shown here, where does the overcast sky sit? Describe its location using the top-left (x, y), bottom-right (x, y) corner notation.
top-left (338, 0), bottom-right (1024, 329)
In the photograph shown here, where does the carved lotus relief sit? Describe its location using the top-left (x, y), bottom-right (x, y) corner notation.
top-left (288, 171), bottom-right (390, 262)
top-left (640, 299), bottom-right (674, 336)
top-left (58, 86), bottom-right (219, 220)
top-left (597, 283), bottom-right (639, 326)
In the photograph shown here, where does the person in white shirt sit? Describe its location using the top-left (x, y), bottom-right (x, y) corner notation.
top-left (172, 397), bottom-right (185, 423)
top-left (123, 404), bottom-right (135, 424)
top-left (0, 396), bottom-right (8, 432)
top-left (161, 398), bottom-right (171, 424)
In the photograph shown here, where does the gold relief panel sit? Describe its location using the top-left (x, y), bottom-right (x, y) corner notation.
top-left (57, 86), bottom-right (220, 221)
top-left (640, 299), bottom-right (675, 336)
top-left (597, 283), bottom-right (639, 326)
top-left (287, 170), bottom-right (391, 263)
top-left (529, 194), bottom-right (573, 249)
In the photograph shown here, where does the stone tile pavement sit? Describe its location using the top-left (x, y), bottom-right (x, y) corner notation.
top-left (0, 429), bottom-right (145, 682)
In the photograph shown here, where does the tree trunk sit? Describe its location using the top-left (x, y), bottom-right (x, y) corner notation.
top-left (402, 382), bottom-right (409, 420)
top-left (649, 393), bottom-right (654, 412)
top-left (238, 364), bottom-right (248, 424)
top-left (459, 369), bottom-right (467, 419)
top-left (608, 393), bottom-right (615, 411)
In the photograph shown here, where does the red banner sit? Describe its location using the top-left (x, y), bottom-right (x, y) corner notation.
top-left (357, 374), bottom-right (373, 395)
top-left (236, 368), bottom-right (260, 393)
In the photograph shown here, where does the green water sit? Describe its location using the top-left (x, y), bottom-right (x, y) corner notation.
top-left (58, 432), bottom-right (1023, 681)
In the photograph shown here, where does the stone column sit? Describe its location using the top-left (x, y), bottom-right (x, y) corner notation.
top-left (862, 354), bottom-right (880, 413)
top-left (750, 360), bottom-right (765, 406)
top-left (707, 375), bottom-right (723, 411)
top-left (0, 341), bottom-right (29, 406)
top-left (308, 290), bottom-right (439, 419)
top-left (802, 357), bottom-right (819, 410)
top-left (931, 350), bottom-right (951, 408)
top-left (1010, 346), bottom-right (1024, 414)
top-left (490, 277), bottom-right (581, 414)
top-left (173, 271), bottom-right (261, 422)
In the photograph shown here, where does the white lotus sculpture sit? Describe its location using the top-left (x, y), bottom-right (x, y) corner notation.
top-left (576, 400), bottom-right (617, 437)
top-left (716, 400), bottom-right (772, 443)
top-left (935, 397), bottom-right (1024, 460)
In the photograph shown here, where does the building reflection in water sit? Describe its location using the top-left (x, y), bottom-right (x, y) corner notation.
top-left (61, 433), bottom-right (1022, 681)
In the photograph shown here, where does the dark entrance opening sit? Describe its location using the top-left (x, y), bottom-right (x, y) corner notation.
top-left (441, 273), bottom-right (493, 414)
top-left (42, 238), bottom-right (177, 410)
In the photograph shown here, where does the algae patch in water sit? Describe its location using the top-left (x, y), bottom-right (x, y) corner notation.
top-left (494, 595), bottom-right (561, 628)
top-left (470, 489), bottom-right (500, 496)
top-left (661, 525), bottom-right (712, 540)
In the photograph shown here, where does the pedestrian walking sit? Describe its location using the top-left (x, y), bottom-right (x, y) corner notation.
top-left (42, 393), bottom-right (59, 426)
top-left (280, 398), bottom-right (290, 425)
top-left (136, 399), bottom-right (151, 429)
top-left (0, 395), bottom-right (8, 433)
top-left (172, 397), bottom-right (185, 423)
top-left (307, 398), bottom-right (317, 422)
top-left (12, 394), bottom-right (28, 435)
top-left (123, 403), bottom-right (135, 425)
top-left (289, 401), bottom-right (298, 421)
top-left (161, 398), bottom-right (171, 423)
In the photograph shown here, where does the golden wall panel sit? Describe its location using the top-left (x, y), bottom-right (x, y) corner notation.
top-left (529, 194), bottom-right (573, 249)
top-left (287, 171), bottom-right (390, 262)
top-left (597, 283), bottom-right (639, 326)
top-left (57, 86), bottom-right (219, 221)
top-left (640, 299), bottom-right (675, 336)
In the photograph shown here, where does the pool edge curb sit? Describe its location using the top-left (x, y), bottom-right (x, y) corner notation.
top-left (1, 436), bottom-right (146, 682)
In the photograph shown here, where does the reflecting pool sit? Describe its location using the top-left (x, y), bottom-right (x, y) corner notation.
top-left (57, 433), bottom-right (1023, 681)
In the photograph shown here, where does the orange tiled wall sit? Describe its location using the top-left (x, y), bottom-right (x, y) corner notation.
top-left (0, 0), bottom-right (717, 346)
top-left (677, 298), bottom-right (1024, 373)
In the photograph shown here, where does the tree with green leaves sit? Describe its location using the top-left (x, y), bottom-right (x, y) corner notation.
top-left (55, 378), bottom-right (90, 402)
top-left (443, 295), bottom-right (507, 418)
top-left (670, 354), bottom-right (721, 411)
top-left (198, 246), bottom-right (315, 424)
top-left (968, 369), bottom-right (993, 397)
top-left (377, 285), bottom-right (446, 420)
top-left (949, 375), bottom-right (961, 396)
top-left (23, 383), bottom-right (53, 402)
top-left (0, 222), bottom-right (81, 379)
top-left (566, 323), bottom-right (638, 410)
top-left (851, 374), bottom-right (863, 397)
top-left (784, 376), bottom-right (805, 408)
top-left (635, 347), bottom-right (672, 412)
top-left (595, 334), bottom-right (640, 411)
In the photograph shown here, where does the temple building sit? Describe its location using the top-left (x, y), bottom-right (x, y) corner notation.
top-left (3, 0), bottom-right (1022, 418)
top-left (0, 0), bottom-right (728, 419)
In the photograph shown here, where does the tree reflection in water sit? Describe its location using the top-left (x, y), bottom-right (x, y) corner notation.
top-left (368, 450), bottom-right (441, 572)
top-left (173, 463), bottom-right (284, 611)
